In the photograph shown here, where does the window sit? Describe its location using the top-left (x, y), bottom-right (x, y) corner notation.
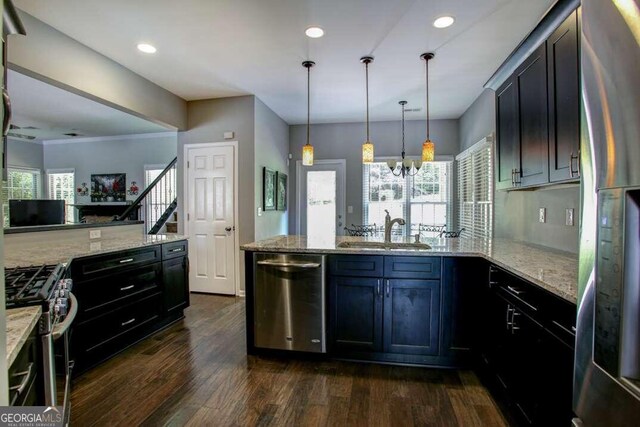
top-left (144, 164), bottom-right (177, 232)
top-left (47, 169), bottom-right (76, 224)
top-left (457, 136), bottom-right (493, 239)
top-left (363, 160), bottom-right (453, 236)
top-left (2, 167), bottom-right (42, 227)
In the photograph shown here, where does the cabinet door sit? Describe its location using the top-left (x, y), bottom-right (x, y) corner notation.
top-left (496, 76), bottom-right (519, 190)
top-left (330, 276), bottom-right (382, 353)
top-left (516, 43), bottom-right (549, 187)
top-left (162, 256), bottom-right (190, 316)
top-left (383, 279), bottom-right (440, 355)
top-left (548, 11), bottom-right (580, 182)
top-left (441, 258), bottom-right (485, 359)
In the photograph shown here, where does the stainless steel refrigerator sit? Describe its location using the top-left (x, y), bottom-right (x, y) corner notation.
top-left (574, 0), bottom-right (640, 424)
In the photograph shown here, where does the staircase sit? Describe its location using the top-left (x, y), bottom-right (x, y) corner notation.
top-left (115, 157), bottom-right (178, 234)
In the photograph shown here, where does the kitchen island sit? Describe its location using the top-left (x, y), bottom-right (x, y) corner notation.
top-left (242, 235), bottom-right (578, 425)
top-left (242, 235), bottom-right (578, 302)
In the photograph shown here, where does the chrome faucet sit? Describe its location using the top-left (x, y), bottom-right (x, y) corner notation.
top-left (384, 209), bottom-right (406, 244)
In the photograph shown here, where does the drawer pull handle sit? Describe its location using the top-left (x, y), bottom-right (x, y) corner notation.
top-left (120, 285), bottom-right (135, 291)
top-left (121, 318), bottom-right (136, 326)
top-left (169, 248), bottom-right (183, 253)
top-left (506, 285), bottom-right (522, 295)
top-left (119, 258), bottom-right (134, 264)
top-left (10, 363), bottom-right (33, 395)
top-left (552, 320), bottom-right (576, 336)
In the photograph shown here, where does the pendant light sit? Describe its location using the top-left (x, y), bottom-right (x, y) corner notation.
top-left (302, 60), bottom-right (315, 166)
top-left (421, 52), bottom-right (435, 162)
top-left (388, 101), bottom-right (422, 178)
top-left (361, 56), bottom-right (374, 164)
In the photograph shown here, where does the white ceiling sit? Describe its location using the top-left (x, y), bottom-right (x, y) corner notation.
top-left (15, 0), bottom-right (554, 125)
top-left (7, 70), bottom-right (172, 142)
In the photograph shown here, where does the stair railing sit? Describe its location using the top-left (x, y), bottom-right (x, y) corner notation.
top-left (115, 157), bottom-right (177, 234)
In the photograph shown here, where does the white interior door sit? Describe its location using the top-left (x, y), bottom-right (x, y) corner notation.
top-left (186, 144), bottom-right (236, 295)
top-left (297, 160), bottom-right (346, 237)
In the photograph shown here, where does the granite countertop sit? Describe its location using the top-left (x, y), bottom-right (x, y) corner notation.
top-left (241, 235), bottom-right (578, 303)
top-left (6, 306), bottom-right (41, 367)
top-left (4, 233), bottom-right (188, 268)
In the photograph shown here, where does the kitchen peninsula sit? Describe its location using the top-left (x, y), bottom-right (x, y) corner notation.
top-left (242, 235), bottom-right (578, 425)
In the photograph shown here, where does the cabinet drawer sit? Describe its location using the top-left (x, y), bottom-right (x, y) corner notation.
top-left (74, 263), bottom-right (162, 320)
top-left (73, 293), bottom-right (162, 353)
top-left (163, 240), bottom-right (188, 260)
top-left (71, 245), bottom-right (162, 280)
top-left (384, 256), bottom-right (441, 279)
top-left (9, 328), bottom-right (39, 406)
top-left (329, 255), bottom-right (383, 277)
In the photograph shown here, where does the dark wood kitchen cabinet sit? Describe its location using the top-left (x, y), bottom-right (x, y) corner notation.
top-left (548, 10), bottom-right (580, 182)
top-left (494, 9), bottom-right (580, 190)
top-left (329, 255), bottom-right (442, 362)
top-left (70, 240), bottom-right (189, 374)
top-left (479, 265), bottom-right (576, 426)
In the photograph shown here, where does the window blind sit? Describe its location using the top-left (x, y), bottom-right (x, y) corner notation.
top-left (456, 136), bottom-right (493, 240)
top-left (47, 169), bottom-right (75, 224)
top-left (2, 167), bottom-right (42, 227)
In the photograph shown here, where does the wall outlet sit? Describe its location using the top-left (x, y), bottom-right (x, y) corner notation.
top-left (347, 205), bottom-right (354, 214)
top-left (90, 241), bottom-right (102, 251)
top-left (89, 229), bottom-right (101, 239)
top-left (566, 208), bottom-right (575, 226)
top-left (223, 131), bottom-right (234, 139)
top-left (539, 208), bottom-right (546, 223)
top-left (257, 207), bottom-right (263, 217)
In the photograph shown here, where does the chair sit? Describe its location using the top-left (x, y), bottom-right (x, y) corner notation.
top-left (440, 228), bottom-right (465, 238)
top-left (344, 223), bottom-right (377, 237)
top-left (417, 224), bottom-right (446, 238)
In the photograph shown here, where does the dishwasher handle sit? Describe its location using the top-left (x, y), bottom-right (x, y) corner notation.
top-left (257, 260), bottom-right (321, 269)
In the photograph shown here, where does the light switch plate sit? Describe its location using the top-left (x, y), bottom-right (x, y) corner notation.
top-left (347, 205), bottom-right (354, 214)
top-left (566, 208), bottom-right (575, 226)
top-left (89, 229), bottom-right (101, 239)
top-left (223, 131), bottom-right (234, 139)
top-left (257, 207), bottom-right (263, 217)
top-left (539, 208), bottom-right (546, 223)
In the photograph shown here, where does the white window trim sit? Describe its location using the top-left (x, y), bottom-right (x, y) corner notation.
top-left (6, 166), bottom-right (43, 198)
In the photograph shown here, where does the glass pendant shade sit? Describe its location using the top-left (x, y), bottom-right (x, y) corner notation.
top-left (303, 143), bottom-right (314, 166)
top-left (362, 141), bottom-right (374, 164)
top-left (422, 139), bottom-right (435, 162)
top-left (387, 159), bottom-right (397, 169)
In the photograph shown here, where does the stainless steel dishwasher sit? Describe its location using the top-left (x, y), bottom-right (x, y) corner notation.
top-left (254, 253), bottom-right (326, 353)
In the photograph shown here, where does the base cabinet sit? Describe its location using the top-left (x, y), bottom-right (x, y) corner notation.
top-left (70, 240), bottom-right (189, 374)
top-left (329, 255), bottom-right (443, 362)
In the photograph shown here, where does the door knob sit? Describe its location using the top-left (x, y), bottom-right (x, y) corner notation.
top-left (225, 226), bottom-right (232, 232)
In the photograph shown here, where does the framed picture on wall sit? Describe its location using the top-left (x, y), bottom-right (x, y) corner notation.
top-left (276, 172), bottom-right (287, 211)
top-left (263, 167), bottom-right (276, 211)
top-left (90, 173), bottom-right (126, 202)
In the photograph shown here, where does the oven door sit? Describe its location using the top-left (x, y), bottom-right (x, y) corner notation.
top-left (51, 292), bottom-right (77, 426)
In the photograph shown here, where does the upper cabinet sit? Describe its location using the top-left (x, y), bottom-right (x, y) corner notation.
top-left (548, 11), bottom-right (580, 182)
top-left (494, 9), bottom-right (580, 190)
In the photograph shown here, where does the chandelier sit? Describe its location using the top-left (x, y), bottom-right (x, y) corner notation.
top-left (387, 101), bottom-right (422, 177)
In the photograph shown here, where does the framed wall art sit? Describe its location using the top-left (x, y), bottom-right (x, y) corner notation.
top-left (263, 167), bottom-right (276, 211)
top-left (276, 172), bottom-right (287, 211)
top-left (91, 173), bottom-right (126, 202)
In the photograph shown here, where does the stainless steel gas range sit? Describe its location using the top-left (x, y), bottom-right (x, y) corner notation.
top-left (5, 264), bottom-right (77, 424)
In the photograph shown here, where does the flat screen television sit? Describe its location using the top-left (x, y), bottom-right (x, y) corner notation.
top-left (9, 199), bottom-right (65, 227)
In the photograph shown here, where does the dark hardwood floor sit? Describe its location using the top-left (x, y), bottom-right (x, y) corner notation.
top-left (70, 294), bottom-right (508, 426)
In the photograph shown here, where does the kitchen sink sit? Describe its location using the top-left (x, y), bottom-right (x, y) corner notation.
top-left (337, 241), bottom-right (432, 250)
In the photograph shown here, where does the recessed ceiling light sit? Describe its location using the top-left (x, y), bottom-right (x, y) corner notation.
top-left (433, 16), bottom-right (455, 29)
top-left (137, 43), bottom-right (157, 54)
top-left (305, 26), bottom-right (324, 38)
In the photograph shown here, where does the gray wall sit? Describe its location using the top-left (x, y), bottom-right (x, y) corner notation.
top-left (288, 119), bottom-right (459, 233)
top-left (459, 89), bottom-right (495, 151)
top-left (9, 11), bottom-right (187, 130)
top-left (42, 134), bottom-right (177, 199)
top-left (254, 98), bottom-right (289, 240)
top-left (177, 96), bottom-right (256, 249)
top-left (459, 90), bottom-right (580, 253)
top-left (7, 140), bottom-right (43, 171)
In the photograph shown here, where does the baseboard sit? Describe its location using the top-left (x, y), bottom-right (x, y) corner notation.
top-left (237, 290), bottom-right (246, 297)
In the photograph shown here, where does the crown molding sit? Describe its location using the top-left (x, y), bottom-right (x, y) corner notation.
top-left (41, 131), bottom-right (176, 146)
